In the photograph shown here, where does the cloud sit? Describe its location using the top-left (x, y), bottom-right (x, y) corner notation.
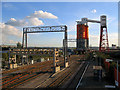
top-left (5, 10), bottom-right (58, 27)
top-left (89, 33), bottom-right (118, 47)
top-left (9, 40), bottom-right (17, 44)
top-left (3, 3), bottom-right (13, 8)
top-left (28, 18), bottom-right (44, 26)
top-left (89, 34), bottom-right (99, 46)
top-left (107, 16), bottom-right (116, 25)
top-left (108, 33), bottom-right (118, 46)
top-left (26, 10), bottom-right (58, 19)
top-left (5, 18), bottom-right (28, 27)
top-left (3, 3), bottom-right (18, 11)
top-left (1, 23), bottom-right (22, 37)
top-left (5, 17), bottom-right (44, 27)
top-left (91, 9), bottom-right (97, 13)
top-left (69, 35), bottom-right (76, 38)
top-left (2, 39), bottom-right (18, 45)
top-left (1, 10), bottom-right (58, 45)
top-left (68, 25), bottom-right (76, 32)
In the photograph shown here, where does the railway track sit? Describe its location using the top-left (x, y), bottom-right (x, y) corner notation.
top-left (40, 55), bottom-right (86, 88)
top-left (2, 55), bottom-right (86, 88)
top-left (76, 62), bottom-right (89, 89)
top-left (2, 60), bottom-right (53, 75)
top-left (2, 60), bottom-right (55, 88)
top-left (63, 60), bottom-right (90, 88)
top-left (47, 68), bottom-right (72, 88)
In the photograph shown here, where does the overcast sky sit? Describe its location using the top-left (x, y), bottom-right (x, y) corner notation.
top-left (1, 2), bottom-right (118, 47)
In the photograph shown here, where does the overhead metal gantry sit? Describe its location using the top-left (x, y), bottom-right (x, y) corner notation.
top-left (66, 39), bottom-right (77, 42)
top-left (76, 18), bottom-right (101, 25)
top-left (9, 48), bottom-right (57, 56)
top-left (63, 39), bottom-right (76, 48)
top-left (22, 25), bottom-right (67, 48)
top-left (22, 25), bottom-right (68, 68)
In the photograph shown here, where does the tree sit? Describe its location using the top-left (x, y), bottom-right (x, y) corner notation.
top-left (16, 55), bottom-right (21, 63)
top-left (2, 53), bottom-right (8, 68)
top-left (2, 53), bottom-right (8, 61)
top-left (17, 42), bottom-right (22, 48)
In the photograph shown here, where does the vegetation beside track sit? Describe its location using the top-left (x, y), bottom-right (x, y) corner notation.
top-left (95, 51), bottom-right (120, 85)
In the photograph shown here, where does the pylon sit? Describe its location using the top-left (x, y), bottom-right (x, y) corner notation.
top-left (99, 26), bottom-right (109, 51)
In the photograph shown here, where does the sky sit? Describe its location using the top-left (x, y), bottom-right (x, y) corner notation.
top-left (118, 2), bottom-right (120, 46)
top-left (1, 2), bottom-right (118, 47)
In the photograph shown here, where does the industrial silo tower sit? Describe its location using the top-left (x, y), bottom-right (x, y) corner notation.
top-left (76, 19), bottom-right (89, 50)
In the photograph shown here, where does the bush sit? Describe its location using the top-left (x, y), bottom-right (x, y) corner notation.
top-left (96, 52), bottom-right (111, 60)
top-left (85, 52), bottom-right (92, 60)
top-left (107, 62), bottom-right (116, 83)
top-left (105, 62), bottom-right (120, 84)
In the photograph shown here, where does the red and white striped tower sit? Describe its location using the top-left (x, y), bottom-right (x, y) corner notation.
top-left (99, 15), bottom-right (109, 51)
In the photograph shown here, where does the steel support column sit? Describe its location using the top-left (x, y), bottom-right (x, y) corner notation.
top-left (25, 32), bottom-right (27, 48)
top-left (53, 48), bottom-right (56, 67)
top-left (22, 28), bottom-right (27, 48)
top-left (22, 28), bottom-right (24, 48)
top-left (8, 48), bottom-right (10, 64)
top-left (64, 26), bottom-right (68, 67)
top-left (22, 55), bottom-right (23, 65)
